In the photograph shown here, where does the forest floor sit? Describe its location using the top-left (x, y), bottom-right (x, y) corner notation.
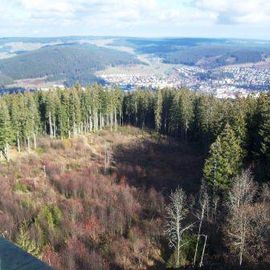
top-left (0, 126), bottom-right (205, 270)
top-left (111, 126), bottom-right (205, 194)
top-left (7, 125), bottom-right (205, 195)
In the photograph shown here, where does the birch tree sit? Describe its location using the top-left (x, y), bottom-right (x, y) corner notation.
top-left (226, 169), bottom-right (257, 266)
top-left (165, 187), bottom-right (193, 268)
top-left (193, 182), bottom-right (209, 267)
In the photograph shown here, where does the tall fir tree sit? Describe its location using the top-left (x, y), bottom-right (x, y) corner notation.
top-left (0, 100), bottom-right (12, 160)
top-left (257, 93), bottom-right (270, 179)
top-left (155, 89), bottom-right (163, 132)
top-left (203, 124), bottom-right (243, 191)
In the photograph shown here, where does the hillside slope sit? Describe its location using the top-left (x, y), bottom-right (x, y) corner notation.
top-left (111, 38), bottom-right (270, 68)
top-left (0, 127), bottom-right (204, 270)
top-left (0, 43), bottom-right (140, 86)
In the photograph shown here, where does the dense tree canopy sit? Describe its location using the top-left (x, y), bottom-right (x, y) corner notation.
top-left (0, 86), bottom-right (269, 181)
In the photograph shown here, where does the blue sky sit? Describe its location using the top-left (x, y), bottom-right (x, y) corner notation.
top-left (0, 0), bottom-right (269, 39)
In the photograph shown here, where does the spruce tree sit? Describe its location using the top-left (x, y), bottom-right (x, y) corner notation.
top-left (169, 92), bottom-right (181, 137)
top-left (0, 100), bottom-right (12, 160)
top-left (16, 225), bottom-right (41, 258)
top-left (191, 95), bottom-right (216, 148)
top-left (227, 99), bottom-right (247, 149)
top-left (203, 124), bottom-right (243, 191)
top-left (178, 89), bottom-right (194, 141)
top-left (169, 89), bottom-right (194, 140)
top-left (24, 93), bottom-right (40, 150)
top-left (155, 89), bottom-right (163, 132)
top-left (257, 93), bottom-right (270, 179)
top-left (9, 95), bottom-right (22, 151)
top-left (68, 89), bottom-right (81, 136)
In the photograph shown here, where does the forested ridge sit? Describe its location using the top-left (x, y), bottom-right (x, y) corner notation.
top-left (0, 43), bottom-right (140, 87)
top-left (0, 86), bottom-right (270, 269)
top-left (112, 38), bottom-right (270, 68)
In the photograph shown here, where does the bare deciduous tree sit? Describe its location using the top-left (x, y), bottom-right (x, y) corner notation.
top-left (261, 183), bottom-right (270, 204)
top-left (226, 169), bottom-right (257, 266)
top-left (165, 187), bottom-right (193, 268)
top-left (244, 186), bottom-right (270, 262)
top-left (199, 234), bottom-right (208, 267)
top-left (246, 203), bottom-right (269, 262)
top-left (193, 181), bottom-right (209, 267)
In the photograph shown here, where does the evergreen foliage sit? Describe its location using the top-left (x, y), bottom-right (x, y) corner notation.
top-left (16, 224), bottom-right (41, 258)
top-left (0, 85), bottom-right (123, 156)
top-left (203, 124), bottom-right (243, 190)
top-left (0, 85), bottom-right (269, 181)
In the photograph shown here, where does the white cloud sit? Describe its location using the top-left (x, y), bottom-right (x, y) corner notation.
top-left (18, 0), bottom-right (157, 20)
top-left (0, 0), bottom-right (269, 37)
top-left (196, 0), bottom-right (270, 24)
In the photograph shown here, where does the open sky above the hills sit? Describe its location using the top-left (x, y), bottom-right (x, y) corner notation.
top-left (0, 0), bottom-right (270, 40)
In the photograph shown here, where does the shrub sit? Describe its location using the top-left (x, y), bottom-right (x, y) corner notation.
top-left (16, 224), bottom-right (41, 258)
top-left (14, 181), bottom-right (30, 193)
top-left (37, 204), bottom-right (63, 230)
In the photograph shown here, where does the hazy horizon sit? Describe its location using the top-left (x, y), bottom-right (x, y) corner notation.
top-left (1, 35), bottom-right (270, 42)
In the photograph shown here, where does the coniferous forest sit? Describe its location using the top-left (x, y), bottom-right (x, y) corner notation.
top-left (0, 85), bottom-right (270, 269)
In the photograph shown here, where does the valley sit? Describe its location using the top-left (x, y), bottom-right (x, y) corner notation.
top-left (0, 37), bottom-right (270, 97)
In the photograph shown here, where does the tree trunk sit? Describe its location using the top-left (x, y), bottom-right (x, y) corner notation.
top-left (94, 111), bottom-right (98, 132)
top-left (240, 248), bottom-right (243, 266)
top-left (239, 223), bottom-right (246, 266)
top-left (49, 111), bottom-right (53, 138)
top-left (90, 117), bottom-right (93, 132)
top-left (110, 112), bottom-right (113, 131)
top-left (102, 115), bottom-right (105, 129)
top-left (120, 109), bottom-right (123, 126)
top-left (73, 122), bottom-right (76, 136)
top-left (33, 133), bottom-right (37, 149)
top-left (193, 203), bottom-right (206, 266)
top-left (114, 108), bottom-right (117, 130)
top-left (4, 143), bottom-right (10, 162)
top-left (27, 137), bottom-right (30, 152)
top-left (17, 134), bottom-right (21, 153)
top-left (199, 235), bottom-right (207, 267)
top-left (53, 118), bottom-right (56, 138)
top-left (99, 112), bottom-right (102, 130)
top-left (176, 216), bottom-right (180, 268)
top-left (106, 114), bottom-right (109, 127)
top-left (104, 143), bottom-right (110, 174)
top-left (43, 165), bottom-right (47, 177)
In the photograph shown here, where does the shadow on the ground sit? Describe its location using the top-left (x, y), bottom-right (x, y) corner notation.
top-left (114, 135), bottom-right (205, 195)
top-left (181, 262), bottom-right (270, 270)
top-left (113, 134), bottom-right (270, 270)
top-left (147, 262), bottom-right (270, 270)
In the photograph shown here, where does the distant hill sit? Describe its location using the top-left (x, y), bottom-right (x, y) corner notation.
top-left (0, 43), bottom-right (140, 86)
top-left (0, 73), bottom-right (13, 86)
top-left (0, 36), bottom-right (269, 89)
top-left (111, 38), bottom-right (270, 68)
